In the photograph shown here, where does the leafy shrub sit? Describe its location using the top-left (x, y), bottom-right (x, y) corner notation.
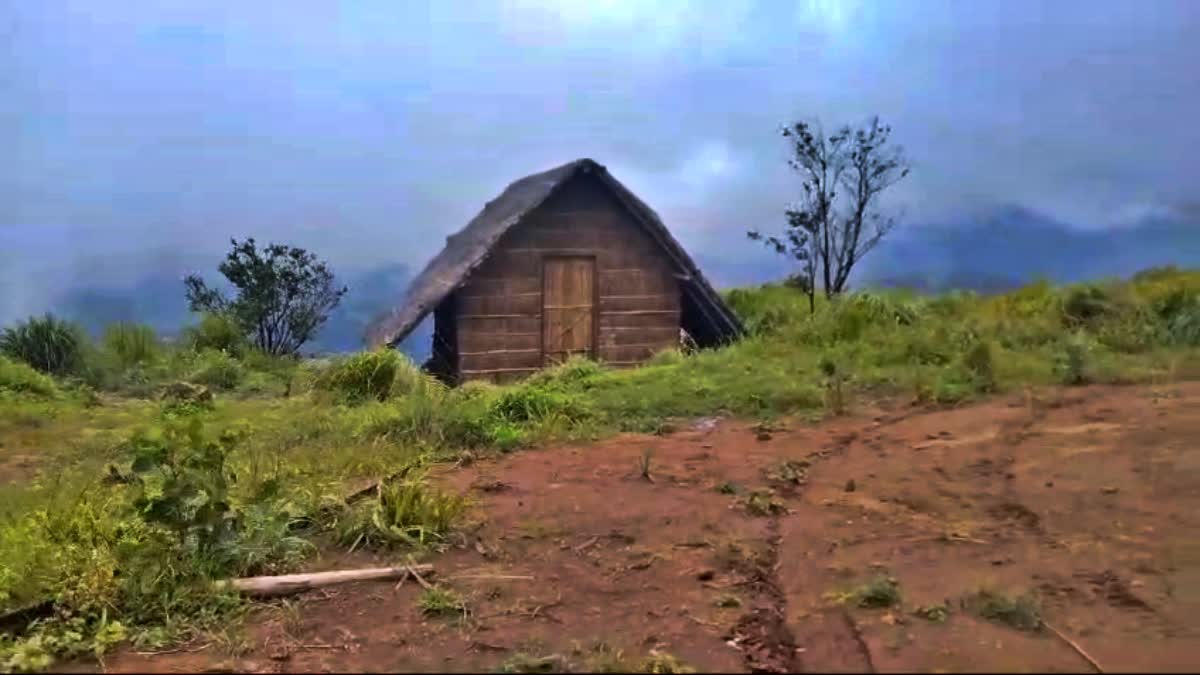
top-left (182, 313), bottom-right (247, 356)
top-left (0, 356), bottom-right (59, 398)
top-left (1162, 295), bottom-right (1200, 346)
top-left (1054, 333), bottom-right (1091, 385)
top-left (188, 349), bottom-right (244, 390)
top-left (1060, 284), bottom-right (1115, 327)
top-left (123, 419), bottom-right (243, 556)
top-left (962, 338), bottom-right (996, 392)
top-left (102, 323), bottom-right (160, 368)
top-left (0, 314), bottom-right (86, 375)
top-left (313, 349), bottom-right (406, 403)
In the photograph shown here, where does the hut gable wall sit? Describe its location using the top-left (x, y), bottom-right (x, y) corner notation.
top-left (453, 172), bottom-right (681, 382)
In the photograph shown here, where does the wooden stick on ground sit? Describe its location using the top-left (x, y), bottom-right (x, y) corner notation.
top-left (214, 565), bottom-right (435, 598)
top-left (405, 562), bottom-right (435, 590)
top-left (1044, 621), bottom-right (1104, 673)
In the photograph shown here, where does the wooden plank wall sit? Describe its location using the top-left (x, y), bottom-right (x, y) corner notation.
top-left (454, 173), bottom-right (681, 382)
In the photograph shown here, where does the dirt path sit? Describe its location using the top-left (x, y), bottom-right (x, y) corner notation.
top-left (92, 382), bottom-right (1200, 673)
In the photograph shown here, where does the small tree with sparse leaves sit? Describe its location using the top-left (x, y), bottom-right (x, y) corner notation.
top-left (184, 238), bottom-right (347, 356)
top-left (750, 116), bottom-right (910, 313)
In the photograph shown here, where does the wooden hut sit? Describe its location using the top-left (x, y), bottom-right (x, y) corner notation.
top-left (365, 158), bottom-right (744, 383)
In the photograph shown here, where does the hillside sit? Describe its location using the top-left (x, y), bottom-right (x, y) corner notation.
top-left (1, 263), bottom-right (1199, 672)
top-left (11, 207), bottom-right (1197, 361)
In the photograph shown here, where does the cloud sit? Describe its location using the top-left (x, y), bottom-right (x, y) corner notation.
top-left (3, 0), bottom-right (1198, 325)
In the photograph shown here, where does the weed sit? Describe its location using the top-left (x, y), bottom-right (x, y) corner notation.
top-left (313, 349), bottom-right (414, 403)
top-left (963, 338), bottom-right (996, 392)
top-left (744, 489), bottom-right (786, 517)
top-left (637, 650), bottom-right (696, 674)
top-left (188, 349), bottom-right (244, 391)
top-left (0, 314), bottom-right (86, 375)
top-left (0, 356), bottom-right (60, 398)
top-left (714, 593), bottom-right (742, 608)
top-left (418, 585), bottom-right (467, 619)
top-left (337, 471), bottom-right (469, 551)
top-left (965, 589), bottom-right (1041, 632)
top-left (913, 603), bottom-right (950, 622)
top-left (765, 459), bottom-right (810, 485)
top-left (496, 652), bottom-right (568, 673)
top-left (1054, 333), bottom-right (1091, 385)
top-left (829, 575), bottom-right (902, 609)
top-left (819, 356), bottom-right (848, 415)
top-left (183, 313), bottom-right (248, 356)
top-left (639, 448), bottom-right (655, 481)
top-left (103, 323), bottom-right (160, 369)
top-left (715, 481), bottom-right (741, 495)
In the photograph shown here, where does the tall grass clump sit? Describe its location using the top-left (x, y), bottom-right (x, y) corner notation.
top-left (187, 349), bottom-right (245, 390)
top-left (313, 349), bottom-right (418, 403)
top-left (0, 356), bottom-right (60, 398)
top-left (0, 314), bottom-right (86, 376)
top-left (102, 322), bottom-right (160, 369)
top-left (182, 313), bottom-right (247, 356)
top-left (337, 471), bottom-right (470, 551)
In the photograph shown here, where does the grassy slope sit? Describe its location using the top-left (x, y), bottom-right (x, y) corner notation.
top-left (1, 268), bottom-right (1199, 668)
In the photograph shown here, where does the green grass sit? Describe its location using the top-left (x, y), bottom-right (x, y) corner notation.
top-left (1, 268), bottom-right (1199, 670)
top-left (965, 589), bottom-right (1042, 632)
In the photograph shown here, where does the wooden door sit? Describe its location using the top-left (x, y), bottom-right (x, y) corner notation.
top-left (542, 256), bottom-right (596, 365)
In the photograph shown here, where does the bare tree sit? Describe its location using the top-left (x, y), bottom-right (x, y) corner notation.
top-left (750, 116), bottom-right (910, 309)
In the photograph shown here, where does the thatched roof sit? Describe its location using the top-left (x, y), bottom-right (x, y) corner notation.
top-left (365, 158), bottom-right (744, 349)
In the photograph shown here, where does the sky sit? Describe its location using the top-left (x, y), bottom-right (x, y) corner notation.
top-left (3, 0), bottom-right (1199, 324)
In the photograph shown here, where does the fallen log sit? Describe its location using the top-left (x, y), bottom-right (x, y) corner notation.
top-left (214, 564), bottom-right (435, 598)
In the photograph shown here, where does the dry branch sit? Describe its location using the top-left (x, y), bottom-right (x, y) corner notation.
top-left (214, 565), bottom-right (435, 598)
top-left (1044, 621), bottom-right (1104, 673)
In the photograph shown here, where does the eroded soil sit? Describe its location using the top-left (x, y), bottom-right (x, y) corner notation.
top-left (89, 382), bottom-right (1200, 672)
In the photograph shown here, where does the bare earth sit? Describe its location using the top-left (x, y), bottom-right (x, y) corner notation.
top-left (88, 382), bottom-right (1200, 673)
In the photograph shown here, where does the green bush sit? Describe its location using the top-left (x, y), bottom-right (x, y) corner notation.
top-left (0, 314), bottom-right (87, 375)
top-left (182, 313), bottom-right (247, 356)
top-left (1163, 296), bottom-right (1200, 346)
top-left (962, 338), bottom-right (997, 392)
top-left (313, 349), bottom-right (409, 403)
top-left (1054, 333), bottom-right (1091, 385)
top-left (1060, 284), bottom-right (1116, 327)
top-left (102, 323), bottom-right (160, 368)
top-left (0, 356), bottom-right (60, 398)
top-left (188, 349), bottom-right (244, 390)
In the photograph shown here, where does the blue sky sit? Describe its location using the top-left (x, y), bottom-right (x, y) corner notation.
top-left (3, 0), bottom-right (1198, 323)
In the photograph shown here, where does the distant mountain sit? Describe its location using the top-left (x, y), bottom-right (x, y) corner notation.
top-left (858, 206), bottom-right (1198, 292)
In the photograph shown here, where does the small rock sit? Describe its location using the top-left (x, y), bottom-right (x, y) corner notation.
top-left (697, 569), bottom-right (716, 581)
top-left (1005, 472), bottom-right (1015, 480)
top-left (1101, 486), bottom-right (1119, 495)
top-left (844, 479), bottom-right (857, 493)
top-left (756, 431), bottom-right (773, 442)
top-left (1045, 481), bottom-right (1054, 487)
